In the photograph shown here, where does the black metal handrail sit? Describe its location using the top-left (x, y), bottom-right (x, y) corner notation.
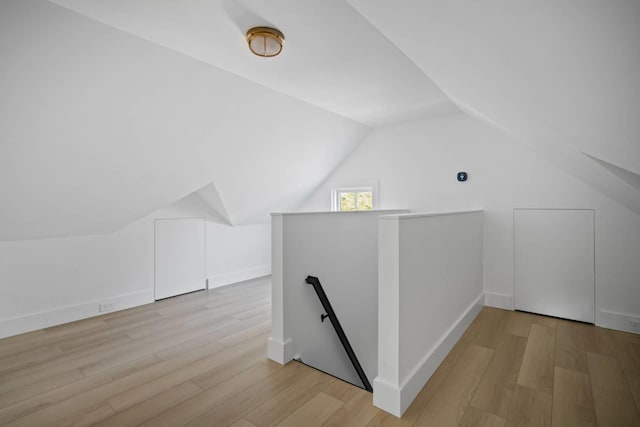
top-left (305, 275), bottom-right (373, 392)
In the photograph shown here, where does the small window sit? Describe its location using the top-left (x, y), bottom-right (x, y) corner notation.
top-left (332, 187), bottom-right (374, 211)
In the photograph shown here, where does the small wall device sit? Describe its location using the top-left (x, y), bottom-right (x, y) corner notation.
top-left (457, 172), bottom-right (468, 182)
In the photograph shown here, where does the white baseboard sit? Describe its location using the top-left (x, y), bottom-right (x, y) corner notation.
top-left (267, 337), bottom-right (294, 365)
top-left (208, 264), bottom-right (271, 289)
top-left (0, 290), bottom-right (154, 339)
top-left (484, 291), bottom-right (514, 310)
top-left (373, 292), bottom-right (484, 417)
top-left (598, 310), bottom-right (640, 334)
top-left (484, 297), bottom-right (639, 335)
top-left (373, 378), bottom-right (402, 417)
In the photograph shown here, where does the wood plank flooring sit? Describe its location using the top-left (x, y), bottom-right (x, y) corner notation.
top-left (0, 279), bottom-right (638, 426)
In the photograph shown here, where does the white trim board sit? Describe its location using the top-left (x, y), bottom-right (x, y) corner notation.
top-left (484, 294), bottom-right (640, 335)
top-left (267, 337), bottom-right (294, 365)
top-left (373, 292), bottom-right (484, 416)
top-left (0, 290), bottom-right (154, 339)
top-left (378, 209), bottom-right (482, 220)
top-left (598, 310), bottom-right (640, 334)
top-left (208, 264), bottom-right (271, 289)
top-left (270, 209), bottom-right (406, 217)
top-left (484, 292), bottom-right (514, 310)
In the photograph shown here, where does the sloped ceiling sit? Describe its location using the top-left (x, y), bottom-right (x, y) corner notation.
top-left (48, 0), bottom-right (458, 128)
top-left (347, 0), bottom-right (640, 214)
top-left (2, 0), bottom-right (638, 241)
top-left (0, 0), bottom-right (369, 240)
top-left (1, 0), bottom-right (462, 241)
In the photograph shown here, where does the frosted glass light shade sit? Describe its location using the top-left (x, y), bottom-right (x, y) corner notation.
top-left (246, 27), bottom-right (284, 57)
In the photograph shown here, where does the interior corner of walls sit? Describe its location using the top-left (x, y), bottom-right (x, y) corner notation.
top-left (0, 290), bottom-right (154, 339)
top-left (373, 377), bottom-right (402, 417)
top-left (208, 264), bottom-right (271, 289)
top-left (267, 337), bottom-right (294, 365)
top-left (598, 310), bottom-right (640, 334)
top-left (395, 292), bottom-right (484, 416)
top-left (484, 292), bottom-right (514, 310)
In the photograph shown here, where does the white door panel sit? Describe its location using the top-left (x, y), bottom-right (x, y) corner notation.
top-left (155, 218), bottom-right (206, 300)
top-left (514, 209), bottom-right (595, 323)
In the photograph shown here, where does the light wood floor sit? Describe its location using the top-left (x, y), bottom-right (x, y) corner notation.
top-left (0, 278), bottom-right (638, 426)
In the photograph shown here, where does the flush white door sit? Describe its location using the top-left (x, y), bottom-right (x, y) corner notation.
top-left (154, 218), bottom-right (206, 300)
top-left (514, 209), bottom-right (595, 323)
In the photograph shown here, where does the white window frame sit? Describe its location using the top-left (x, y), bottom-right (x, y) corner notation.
top-left (330, 181), bottom-right (379, 212)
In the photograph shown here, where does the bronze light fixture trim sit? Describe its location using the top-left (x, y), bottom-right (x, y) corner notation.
top-left (246, 26), bottom-right (285, 57)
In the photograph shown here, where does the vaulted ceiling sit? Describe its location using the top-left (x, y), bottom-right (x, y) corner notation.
top-left (1, 0), bottom-right (638, 240)
top-left (48, 0), bottom-right (458, 127)
top-left (347, 0), bottom-right (640, 214)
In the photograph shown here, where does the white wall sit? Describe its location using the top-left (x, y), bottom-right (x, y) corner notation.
top-left (348, 0), bottom-right (640, 214)
top-left (269, 210), bottom-right (407, 388)
top-left (0, 217), bottom-right (154, 338)
top-left (376, 211), bottom-right (484, 416)
top-left (0, 0), bottom-right (368, 241)
top-left (0, 193), bottom-right (270, 338)
top-left (303, 113), bottom-right (640, 333)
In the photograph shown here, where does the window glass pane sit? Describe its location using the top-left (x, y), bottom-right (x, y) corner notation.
top-left (356, 192), bottom-right (373, 210)
top-left (340, 192), bottom-right (356, 211)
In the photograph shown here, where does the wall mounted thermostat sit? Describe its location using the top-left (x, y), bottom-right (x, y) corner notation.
top-left (457, 172), bottom-right (468, 182)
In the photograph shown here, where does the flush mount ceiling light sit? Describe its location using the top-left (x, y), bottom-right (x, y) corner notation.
top-left (246, 26), bottom-right (285, 57)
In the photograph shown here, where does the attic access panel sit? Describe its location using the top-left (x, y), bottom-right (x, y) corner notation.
top-left (514, 209), bottom-right (595, 323)
top-left (154, 218), bottom-right (206, 300)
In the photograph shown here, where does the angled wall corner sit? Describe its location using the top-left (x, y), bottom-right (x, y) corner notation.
top-left (585, 153), bottom-right (640, 195)
top-left (195, 182), bottom-right (234, 225)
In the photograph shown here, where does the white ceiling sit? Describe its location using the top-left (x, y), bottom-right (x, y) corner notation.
top-left (2, 0), bottom-right (639, 241)
top-left (0, 0), bottom-right (367, 240)
top-left (347, 0), bottom-right (640, 213)
top-left (48, 0), bottom-right (458, 127)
